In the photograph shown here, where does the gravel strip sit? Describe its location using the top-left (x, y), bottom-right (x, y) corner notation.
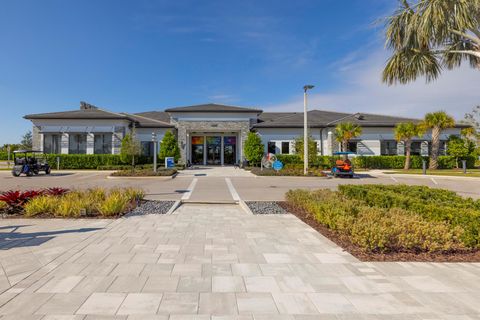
top-left (127, 200), bottom-right (176, 216)
top-left (245, 201), bottom-right (289, 215)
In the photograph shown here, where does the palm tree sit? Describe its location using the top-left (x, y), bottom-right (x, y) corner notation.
top-left (394, 122), bottom-right (425, 170)
top-left (383, 0), bottom-right (480, 85)
top-left (335, 122), bottom-right (362, 158)
top-left (422, 111), bottom-right (455, 169)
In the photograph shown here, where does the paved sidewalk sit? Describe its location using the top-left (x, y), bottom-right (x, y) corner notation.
top-left (0, 204), bottom-right (480, 319)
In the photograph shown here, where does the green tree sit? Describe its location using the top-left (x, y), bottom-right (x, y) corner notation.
top-left (383, 0), bottom-right (480, 85)
top-left (21, 130), bottom-right (32, 149)
top-left (243, 132), bottom-right (264, 166)
top-left (159, 130), bottom-right (180, 162)
top-left (447, 135), bottom-right (475, 168)
top-left (294, 136), bottom-right (317, 165)
top-left (422, 111), bottom-right (455, 169)
top-left (335, 122), bottom-right (362, 158)
top-left (394, 122), bottom-right (425, 170)
top-left (120, 127), bottom-right (141, 170)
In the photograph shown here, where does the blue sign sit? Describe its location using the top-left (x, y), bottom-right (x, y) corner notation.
top-left (165, 157), bottom-right (175, 168)
top-left (272, 160), bottom-right (283, 171)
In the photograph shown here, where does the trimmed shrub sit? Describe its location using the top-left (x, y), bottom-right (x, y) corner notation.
top-left (338, 185), bottom-right (480, 247)
top-left (44, 154), bottom-right (153, 170)
top-left (352, 155), bottom-right (476, 169)
top-left (286, 189), bottom-right (466, 253)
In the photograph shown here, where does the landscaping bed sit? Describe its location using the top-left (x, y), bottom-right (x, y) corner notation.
top-left (0, 187), bottom-right (145, 218)
top-left (284, 184), bottom-right (480, 262)
top-left (110, 168), bottom-right (177, 177)
top-left (250, 167), bottom-right (326, 177)
top-left (126, 200), bottom-right (176, 216)
top-left (245, 201), bottom-right (289, 214)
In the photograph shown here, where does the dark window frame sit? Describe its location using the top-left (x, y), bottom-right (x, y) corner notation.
top-left (94, 133), bottom-right (112, 154)
top-left (281, 141), bottom-right (290, 154)
top-left (68, 133), bottom-right (87, 154)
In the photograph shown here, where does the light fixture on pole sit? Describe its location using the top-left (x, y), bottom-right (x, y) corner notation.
top-left (303, 85), bottom-right (314, 175)
top-left (152, 132), bottom-right (157, 173)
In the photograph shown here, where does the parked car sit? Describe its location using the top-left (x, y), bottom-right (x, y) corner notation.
top-left (11, 150), bottom-right (51, 177)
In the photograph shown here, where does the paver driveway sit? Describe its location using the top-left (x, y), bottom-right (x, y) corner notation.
top-left (1, 204), bottom-right (480, 319)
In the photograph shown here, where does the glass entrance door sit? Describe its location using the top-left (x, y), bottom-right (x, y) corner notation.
top-left (223, 136), bottom-right (236, 165)
top-left (191, 136), bottom-right (204, 165)
top-left (206, 136), bottom-right (221, 165)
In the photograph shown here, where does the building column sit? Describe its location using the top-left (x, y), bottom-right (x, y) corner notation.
top-left (397, 141), bottom-right (405, 155)
top-left (86, 133), bottom-right (94, 154)
top-left (113, 127), bottom-right (124, 155)
top-left (421, 141), bottom-right (429, 156)
top-left (327, 131), bottom-right (335, 155)
top-left (61, 133), bottom-right (69, 154)
top-left (177, 126), bottom-right (187, 164)
top-left (32, 125), bottom-right (42, 151)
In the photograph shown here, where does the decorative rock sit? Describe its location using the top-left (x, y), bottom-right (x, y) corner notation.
top-left (127, 200), bottom-right (175, 216)
top-left (245, 201), bottom-right (289, 215)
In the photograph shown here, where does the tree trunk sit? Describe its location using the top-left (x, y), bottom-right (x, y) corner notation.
top-left (429, 126), bottom-right (440, 170)
top-left (404, 139), bottom-right (411, 170)
top-left (342, 140), bottom-right (348, 160)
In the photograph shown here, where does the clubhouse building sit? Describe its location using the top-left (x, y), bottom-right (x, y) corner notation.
top-left (25, 102), bottom-right (464, 166)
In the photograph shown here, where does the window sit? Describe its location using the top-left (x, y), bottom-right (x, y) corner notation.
top-left (381, 140), bottom-right (397, 155)
top-left (346, 141), bottom-right (357, 153)
top-left (429, 140), bottom-right (447, 156)
top-left (94, 133), bottom-right (112, 154)
top-left (43, 134), bottom-right (61, 154)
top-left (281, 142), bottom-right (290, 154)
top-left (141, 141), bottom-right (154, 157)
top-left (268, 142), bottom-right (276, 154)
top-left (410, 141), bottom-right (422, 155)
top-left (68, 134), bottom-right (87, 154)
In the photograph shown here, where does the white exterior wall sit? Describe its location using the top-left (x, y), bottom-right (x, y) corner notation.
top-left (256, 128), bottom-right (323, 155)
top-left (31, 119), bottom-right (131, 154)
top-left (258, 126), bottom-right (463, 156)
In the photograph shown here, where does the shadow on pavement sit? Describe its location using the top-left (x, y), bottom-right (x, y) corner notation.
top-left (0, 226), bottom-right (103, 250)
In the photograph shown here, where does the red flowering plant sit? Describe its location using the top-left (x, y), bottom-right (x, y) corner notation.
top-left (0, 188), bottom-right (69, 214)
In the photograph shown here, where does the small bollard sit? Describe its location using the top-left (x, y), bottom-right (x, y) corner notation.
top-left (462, 160), bottom-right (467, 174)
top-left (422, 159), bottom-right (427, 175)
top-left (57, 156), bottom-right (60, 171)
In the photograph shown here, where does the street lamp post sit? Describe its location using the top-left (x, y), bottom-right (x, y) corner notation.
top-left (303, 85), bottom-right (314, 175)
top-left (152, 132), bottom-right (157, 173)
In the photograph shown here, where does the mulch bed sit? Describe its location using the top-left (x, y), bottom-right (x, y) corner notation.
top-left (278, 202), bottom-right (480, 262)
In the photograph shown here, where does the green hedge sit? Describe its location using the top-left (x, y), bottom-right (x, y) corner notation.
top-left (274, 154), bottom-right (476, 170)
top-left (44, 154), bottom-right (153, 170)
top-left (338, 185), bottom-right (480, 247)
top-left (0, 152), bottom-right (12, 160)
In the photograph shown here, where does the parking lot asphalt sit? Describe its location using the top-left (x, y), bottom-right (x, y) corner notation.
top-left (1, 169), bottom-right (479, 202)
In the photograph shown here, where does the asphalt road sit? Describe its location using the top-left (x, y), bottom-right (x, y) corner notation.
top-left (1, 169), bottom-right (479, 201)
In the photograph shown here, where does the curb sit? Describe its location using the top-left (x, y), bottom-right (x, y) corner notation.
top-left (238, 199), bottom-right (254, 215)
top-left (106, 172), bottom-right (178, 180)
top-left (166, 200), bottom-right (182, 214)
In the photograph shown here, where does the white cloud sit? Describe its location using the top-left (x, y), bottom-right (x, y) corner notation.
top-left (270, 49), bottom-right (480, 120)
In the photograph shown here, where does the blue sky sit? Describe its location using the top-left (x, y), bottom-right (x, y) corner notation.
top-left (1, 0), bottom-right (479, 145)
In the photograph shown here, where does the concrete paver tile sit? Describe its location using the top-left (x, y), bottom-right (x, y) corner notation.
top-left (236, 293), bottom-right (278, 314)
top-left (142, 276), bottom-right (179, 292)
top-left (198, 292), bottom-right (238, 314)
top-left (116, 293), bottom-right (162, 315)
top-left (76, 292), bottom-right (126, 315)
top-left (157, 292), bottom-right (199, 314)
top-left (271, 293), bottom-right (318, 315)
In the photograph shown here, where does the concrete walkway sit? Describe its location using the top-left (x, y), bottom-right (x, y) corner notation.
top-left (1, 204), bottom-right (479, 319)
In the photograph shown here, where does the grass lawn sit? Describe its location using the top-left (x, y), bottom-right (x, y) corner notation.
top-left (384, 169), bottom-right (480, 177)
